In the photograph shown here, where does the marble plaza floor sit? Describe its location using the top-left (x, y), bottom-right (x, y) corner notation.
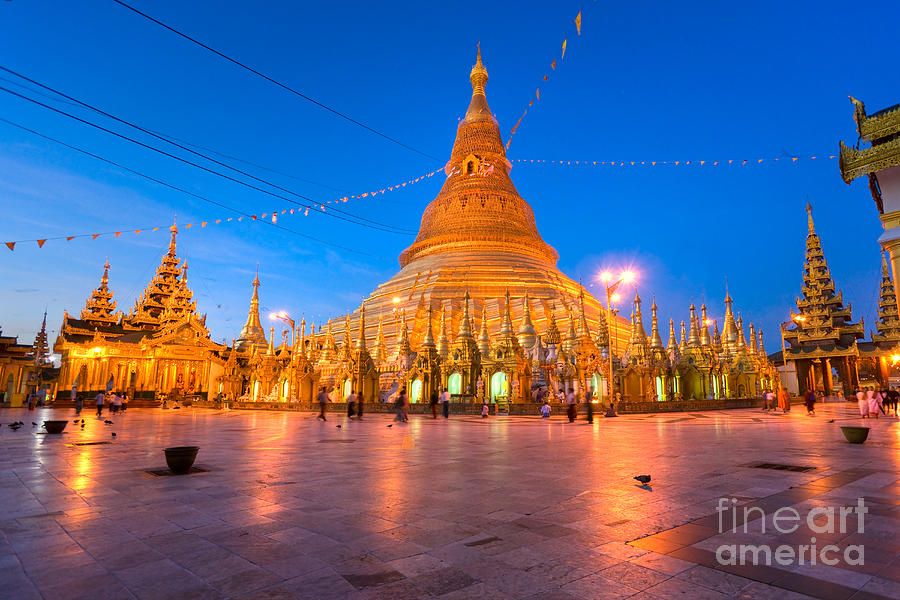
top-left (1, 403), bottom-right (899, 600)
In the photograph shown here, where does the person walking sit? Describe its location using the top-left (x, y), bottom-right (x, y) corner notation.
top-left (347, 389), bottom-right (357, 419)
top-left (440, 387), bottom-right (450, 418)
top-left (356, 390), bottom-right (364, 420)
top-left (764, 389), bottom-right (775, 412)
top-left (777, 387), bottom-right (790, 413)
top-left (71, 385), bottom-right (83, 416)
top-left (316, 386), bottom-right (329, 421)
top-left (481, 401), bottom-right (489, 418)
top-left (566, 388), bottom-right (577, 423)
top-left (112, 392), bottom-right (123, 415)
top-left (429, 389), bottom-right (439, 419)
top-left (121, 392), bottom-right (128, 412)
top-left (868, 387), bottom-right (882, 419)
top-left (95, 391), bottom-right (105, 417)
top-left (805, 388), bottom-right (816, 416)
top-left (585, 390), bottom-right (594, 423)
top-left (856, 387), bottom-right (868, 418)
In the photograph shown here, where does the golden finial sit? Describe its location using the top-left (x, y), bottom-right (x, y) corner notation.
top-left (806, 201), bottom-right (815, 234)
top-left (356, 302), bottom-right (367, 351)
top-left (882, 251), bottom-right (890, 276)
top-left (470, 43), bottom-right (488, 96)
top-left (169, 215), bottom-right (178, 255)
top-left (421, 303), bottom-right (436, 348)
top-left (458, 291), bottom-right (473, 338)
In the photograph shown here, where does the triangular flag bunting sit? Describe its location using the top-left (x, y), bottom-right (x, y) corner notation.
top-left (574, 11), bottom-right (582, 35)
top-left (92, 234), bottom-right (100, 240)
top-left (134, 229), bottom-right (141, 234)
top-left (37, 239), bottom-right (46, 247)
top-left (551, 59), bottom-right (556, 70)
top-left (115, 232), bottom-right (122, 238)
top-left (202, 221), bottom-right (207, 227)
top-left (561, 39), bottom-right (567, 59)
top-left (66, 236), bottom-right (75, 241)
top-left (5, 242), bottom-right (14, 251)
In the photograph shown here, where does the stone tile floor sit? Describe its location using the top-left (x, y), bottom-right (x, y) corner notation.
top-left (1, 403), bottom-right (898, 599)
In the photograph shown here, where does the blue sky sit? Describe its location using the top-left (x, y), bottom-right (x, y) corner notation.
top-left (0, 0), bottom-right (897, 351)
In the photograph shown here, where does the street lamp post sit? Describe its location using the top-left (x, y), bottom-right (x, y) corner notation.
top-left (270, 311), bottom-right (297, 403)
top-left (599, 270), bottom-right (636, 414)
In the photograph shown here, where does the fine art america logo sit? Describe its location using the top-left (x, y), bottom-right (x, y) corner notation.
top-left (715, 497), bottom-right (866, 566)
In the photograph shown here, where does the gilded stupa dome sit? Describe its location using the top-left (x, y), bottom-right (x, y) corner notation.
top-left (398, 48), bottom-right (558, 269)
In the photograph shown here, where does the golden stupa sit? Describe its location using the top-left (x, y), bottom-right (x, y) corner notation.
top-left (335, 50), bottom-right (628, 352)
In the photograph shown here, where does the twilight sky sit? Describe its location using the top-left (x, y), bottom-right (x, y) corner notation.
top-left (0, 0), bottom-right (898, 353)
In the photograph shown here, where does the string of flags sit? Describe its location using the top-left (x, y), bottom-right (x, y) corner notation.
top-left (511, 155), bottom-right (837, 167)
top-left (506, 6), bottom-right (585, 151)
top-left (4, 167), bottom-right (443, 251)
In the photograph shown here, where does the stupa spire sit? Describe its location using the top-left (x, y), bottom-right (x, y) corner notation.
top-left (649, 299), bottom-right (664, 349)
top-left (630, 292), bottom-right (648, 344)
top-left (437, 303), bottom-right (450, 359)
top-left (356, 303), bottom-right (367, 351)
top-left (500, 290), bottom-right (514, 335)
top-left (517, 293), bottom-right (537, 348)
top-left (372, 313), bottom-right (386, 362)
top-left (700, 304), bottom-right (712, 347)
top-left (421, 303), bottom-right (436, 349)
top-left (236, 266), bottom-right (267, 351)
top-left (679, 320), bottom-right (687, 353)
top-left (687, 304), bottom-right (700, 347)
top-left (666, 318), bottom-right (678, 352)
top-left (458, 291), bottom-right (473, 338)
top-left (478, 306), bottom-right (491, 355)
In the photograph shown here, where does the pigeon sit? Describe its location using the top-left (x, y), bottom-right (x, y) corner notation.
top-left (72, 419), bottom-right (79, 423)
top-left (633, 475), bottom-right (652, 485)
top-left (104, 420), bottom-right (113, 425)
top-left (336, 424), bottom-right (342, 429)
top-left (81, 419), bottom-right (85, 424)
top-left (111, 432), bottom-right (116, 438)
top-left (827, 419), bottom-right (835, 423)
top-left (32, 422), bottom-right (37, 427)
top-left (387, 424), bottom-right (393, 428)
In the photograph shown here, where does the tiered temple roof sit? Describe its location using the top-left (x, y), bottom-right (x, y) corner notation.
top-left (872, 252), bottom-right (900, 344)
top-left (783, 203), bottom-right (864, 354)
top-left (126, 220), bottom-right (187, 330)
top-left (80, 259), bottom-right (121, 326)
top-left (840, 98), bottom-right (900, 195)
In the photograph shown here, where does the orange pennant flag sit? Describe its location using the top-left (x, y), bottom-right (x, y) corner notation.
top-left (216, 219), bottom-right (221, 224)
top-left (561, 39), bottom-right (567, 59)
top-left (536, 89), bottom-right (540, 101)
top-left (5, 242), bottom-right (14, 251)
top-left (202, 221), bottom-right (208, 227)
top-left (261, 213), bottom-right (267, 219)
top-left (675, 161), bottom-right (680, 166)
top-left (289, 209), bottom-right (294, 214)
top-left (792, 157), bottom-right (798, 162)
top-left (251, 215), bottom-right (257, 221)
top-left (272, 214), bottom-right (277, 223)
top-left (304, 208), bottom-right (309, 216)
top-left (281, 210), bottom-right (286, 214)
top-left (92, 234), bottom-right (100, 240)
top-left (66, 236), bottom-right (75, 241)
top-left (700, 160), bottom-right (705, 166)
top-left (238, 217), bottom-right (243, 221)
top-left (742, 160), bottom-right (748, 165)
top-left (37, 239), bottom-right (46, 248)
top-left (551, 59), bottom-right (556, 71)
top-left (728, 160), bottom-right (734, 164)
top-left (651, 161), bottom-right (656, 166)
top-left (227, 218), bottom-right (233, 221)
top-left (134, 229), bottom-right (141, 234)
top-left (152, 227), bottom-right (159, 231)
top-left (713, 161), bottom-right (719, 166)
top-left (574, 11), bottom-right (582, 35)
top-left (115, 232), bottom-right (122, 238)
top-left (185, 223), bottom-right (193, 228)
top-left (543, 75), bottom-right (548, 81)
top-left (758, 159), bottom-right (763, 163)
top-left (528, 99), bottom-right (534, 107)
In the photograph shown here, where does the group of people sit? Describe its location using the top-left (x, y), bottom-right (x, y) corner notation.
top-left (761, 388), bottom-right (792, 413)
top-left (429, 388), bottom-right (451, 419)
top-left (854, 387), bottom-right (899, 418)
top-left (87, 390), bottom-right (127, 416)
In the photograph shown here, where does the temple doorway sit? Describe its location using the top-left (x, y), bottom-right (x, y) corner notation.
top-left (410, 378), bottom-right (423, 403)
top-left (490, 371), bottom-right (508, 402)
top-left (448, 372), bottom-right (461, 395)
